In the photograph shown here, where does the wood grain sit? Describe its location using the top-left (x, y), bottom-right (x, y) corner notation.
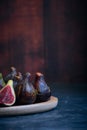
top-left (0, 0), bottom-right (87, 82)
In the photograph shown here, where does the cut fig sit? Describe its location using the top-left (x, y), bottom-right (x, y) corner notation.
top-left (0, 80), bottom-right (16, 106)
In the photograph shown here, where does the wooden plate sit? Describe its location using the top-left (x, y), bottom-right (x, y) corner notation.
top-left (0, 96), bottom-right (58, 116)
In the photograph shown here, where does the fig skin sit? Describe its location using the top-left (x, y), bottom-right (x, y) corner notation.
top-left (16, 73), bottom-right (37, 105)
top-left (36, 91), bottom-right (51, 103)
top-left (34, 72), bottom-right (51, 103)
top-left (4, 67), bottom-right (17, 83)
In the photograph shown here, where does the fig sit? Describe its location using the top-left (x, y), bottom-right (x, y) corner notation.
top-left (0, 80), bottom-right (16, 106)
top-left (13, 72), bottom-right (23, 90)
top-left (14, 72), bottom-right (24, 104)
top-left (4, 67), bottom-right (17, 83)
top-left (17, 72), bottom-right (36, 105)
top-left (34, 72), bottom-right (51, 102)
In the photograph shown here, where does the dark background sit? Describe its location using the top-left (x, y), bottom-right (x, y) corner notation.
top-left (0, 0), bottom-right (87, 83)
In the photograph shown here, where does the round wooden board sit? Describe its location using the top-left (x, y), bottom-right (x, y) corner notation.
top-left (0, 96), bottom-right (58, 116)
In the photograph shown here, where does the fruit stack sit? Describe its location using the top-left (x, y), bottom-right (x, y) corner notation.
top-left (0, 67), bottom-right (51, 107)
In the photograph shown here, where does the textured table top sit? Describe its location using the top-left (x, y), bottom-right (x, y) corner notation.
top-left (0, 83), bottom-right (87, 130)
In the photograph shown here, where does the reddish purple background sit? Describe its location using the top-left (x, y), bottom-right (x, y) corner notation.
top-left (0, 0), bottom-right (87, 83)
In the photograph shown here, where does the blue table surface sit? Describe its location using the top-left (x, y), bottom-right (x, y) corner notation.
top-left (0, 83), bottom-right (87, 130)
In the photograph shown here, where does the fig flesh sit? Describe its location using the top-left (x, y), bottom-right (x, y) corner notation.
top-left (0, 80), bottom-right (16, 106)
